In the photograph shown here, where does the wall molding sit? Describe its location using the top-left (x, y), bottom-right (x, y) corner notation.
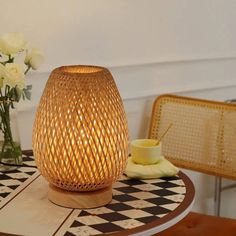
top-left (21, 55), bottom-right (236, 110)
top-left (35, 54), bottom-right (236, 74)
top-left (108, 54), bottom-right (236, 70)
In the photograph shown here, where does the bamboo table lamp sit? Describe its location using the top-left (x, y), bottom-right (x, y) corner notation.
top-left (32, 65), bottom-right (129, 208)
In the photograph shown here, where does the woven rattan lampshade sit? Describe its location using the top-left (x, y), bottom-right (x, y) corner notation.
top-left (32, 65), bottom-right (129, 208)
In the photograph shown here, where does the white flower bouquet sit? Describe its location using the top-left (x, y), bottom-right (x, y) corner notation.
top-left (0, 32), bottom-right (43, 171)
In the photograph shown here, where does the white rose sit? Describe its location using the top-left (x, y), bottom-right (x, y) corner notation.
top-left (3, 63), bottom-right (26, 89)
top-left (0, 64), bottom-right (4, 88)
top-left (0, 33), bottom-right (27, 55)
top-left (25, 48), bottom-right (44, 70)
top-left (0, 63), bottom-right (4, 78)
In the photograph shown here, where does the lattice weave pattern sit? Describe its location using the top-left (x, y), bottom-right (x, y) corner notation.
top-left (33, 65), bottom-right (129, 191)
top-left (149, 94), bottom-right (236, 180)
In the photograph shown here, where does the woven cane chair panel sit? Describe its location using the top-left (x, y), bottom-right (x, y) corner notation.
top-left (149, 94), bottom-right (236, 180)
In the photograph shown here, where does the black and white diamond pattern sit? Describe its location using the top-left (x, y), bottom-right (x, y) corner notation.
top-left (0, 153), bottom-right (187, 236)
top-left (0, 154), bottom-right (37, 201)
top-left (65, 175), bottom-right (186, 236)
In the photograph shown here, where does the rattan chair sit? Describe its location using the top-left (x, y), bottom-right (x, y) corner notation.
top-left (213, 98), bottom-right (236, 216)
top-left (149, 94), bottom-right (236, 236)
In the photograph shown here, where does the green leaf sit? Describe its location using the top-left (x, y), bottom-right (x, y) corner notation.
top-left (8, 88), bottom-right (14, 99)
top-left (8, 88), bottom-right (15, 101)
top-left (15, 87), bottom-right (22, 102)
top-left (26, 84), bottom-right (32, 90)
top-left (23, 88), bottom-right (31, 100)
top-left (7, 87), bottom-right (22, 102)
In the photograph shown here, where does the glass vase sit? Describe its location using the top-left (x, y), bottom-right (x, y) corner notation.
top-left (0, 104), bottom-right (22, 172)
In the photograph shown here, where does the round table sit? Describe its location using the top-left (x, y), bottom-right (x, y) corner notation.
top-left (0, 151), bottom-right (195, 236)
top-left (66, 172), bottom-right (195, 236)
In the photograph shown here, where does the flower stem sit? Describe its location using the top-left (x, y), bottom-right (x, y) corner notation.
top-left (0, 90), bottom-right (21, 164)
top-left (24, 65), bottom-right (31, 75)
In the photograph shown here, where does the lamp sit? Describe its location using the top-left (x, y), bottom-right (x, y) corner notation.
top-left (32, 65), bottom-right (129, 208)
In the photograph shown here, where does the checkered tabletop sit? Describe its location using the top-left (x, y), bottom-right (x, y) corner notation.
top-left (0, 152), bottom-right (194, 236)
top-left (64, 175), bottom-right (187, 236)
top-left (0, 151), bottom-right (38, 205)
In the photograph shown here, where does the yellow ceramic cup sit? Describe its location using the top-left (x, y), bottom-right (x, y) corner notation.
top-left (131, 139), bottom-right (162, 165)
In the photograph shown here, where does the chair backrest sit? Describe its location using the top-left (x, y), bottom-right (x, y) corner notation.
top-left (148, 94), bottom-right (236, 180)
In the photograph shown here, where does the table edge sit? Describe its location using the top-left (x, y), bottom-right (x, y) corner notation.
top-left (109, 171), bottom-right (195, 236)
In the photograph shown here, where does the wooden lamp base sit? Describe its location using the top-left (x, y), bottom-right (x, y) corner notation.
top-left (48, 184), bottom-right (112, 209)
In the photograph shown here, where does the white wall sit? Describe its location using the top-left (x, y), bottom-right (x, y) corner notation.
top-left (2, 0), bottom-right (236, 219)
top-left (2, 0), bottom-right (236, 70)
